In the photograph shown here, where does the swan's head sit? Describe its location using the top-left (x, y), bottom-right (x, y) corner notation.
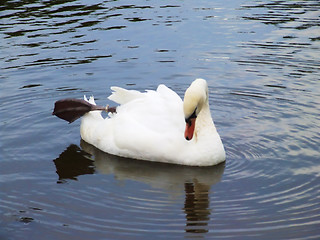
top-left (183, 78), bottom-right (208, 141)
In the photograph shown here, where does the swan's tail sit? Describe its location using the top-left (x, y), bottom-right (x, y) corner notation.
top-left (82, 95), bottom-right (104, 120)
top-left (84, 95), bottom-right (96, 105)
top-left (80, 95), bottom-right (104, 144)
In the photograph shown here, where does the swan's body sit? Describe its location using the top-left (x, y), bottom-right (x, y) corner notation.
top-left (80, 78), bottom-right (225, 166)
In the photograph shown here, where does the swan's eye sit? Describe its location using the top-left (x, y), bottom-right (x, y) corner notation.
top-left (185, 118), bottom-right (192, 127)
top-left (185, 108), bottom-right (197, 126)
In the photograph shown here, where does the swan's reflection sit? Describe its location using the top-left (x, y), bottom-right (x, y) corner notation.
top-left (184, 182), bottom-right (211, 233)
top-left (53, 144), bottom-right (95, 183)
top-left (53, 141), bottom-right (225, 235)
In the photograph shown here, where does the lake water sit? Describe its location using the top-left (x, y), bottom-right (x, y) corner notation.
top-left (1, 0), bottom-right (319, 239)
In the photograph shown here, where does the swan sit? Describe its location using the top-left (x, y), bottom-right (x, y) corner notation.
top-left (80, 78), bottom-right (226, 166)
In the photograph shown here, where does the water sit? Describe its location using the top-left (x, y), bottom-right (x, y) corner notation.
top-left (1, 0), bottom-right (319, 239)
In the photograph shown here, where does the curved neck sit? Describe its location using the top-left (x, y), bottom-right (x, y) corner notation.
top-left (195, 102), bottom-right (216, 139)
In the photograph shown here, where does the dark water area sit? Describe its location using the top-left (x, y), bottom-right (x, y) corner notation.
top-left (1, 0), bottom-right (319, 239)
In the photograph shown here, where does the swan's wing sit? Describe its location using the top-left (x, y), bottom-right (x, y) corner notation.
top-left (108, 87), bottom-right (144, 105)
top-left (114, 84), bottom-right (183, 130)
top-left (110, 85), bottom-right (185, 159)
top-left (108, 84), bottom-right (184, 130)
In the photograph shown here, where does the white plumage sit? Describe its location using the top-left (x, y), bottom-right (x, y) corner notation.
top-left (80, 78), bottom-right (226, 166)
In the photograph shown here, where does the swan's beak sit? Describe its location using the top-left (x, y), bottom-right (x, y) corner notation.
top-left (185, 117), bottom-right (196, 141)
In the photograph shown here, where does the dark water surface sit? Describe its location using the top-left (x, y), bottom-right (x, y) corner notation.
top-left (1, 0), bottom-right (320, 239)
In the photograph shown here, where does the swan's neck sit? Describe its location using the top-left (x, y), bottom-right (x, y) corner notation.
top-left (195, 103), bottom-right (216, 139)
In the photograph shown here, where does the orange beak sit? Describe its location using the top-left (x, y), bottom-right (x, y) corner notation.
top-left (184, 118), bottom-right (196, 141)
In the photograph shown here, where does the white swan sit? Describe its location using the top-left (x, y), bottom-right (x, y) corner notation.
top-left (80, 78), bottom-right (226, 166)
